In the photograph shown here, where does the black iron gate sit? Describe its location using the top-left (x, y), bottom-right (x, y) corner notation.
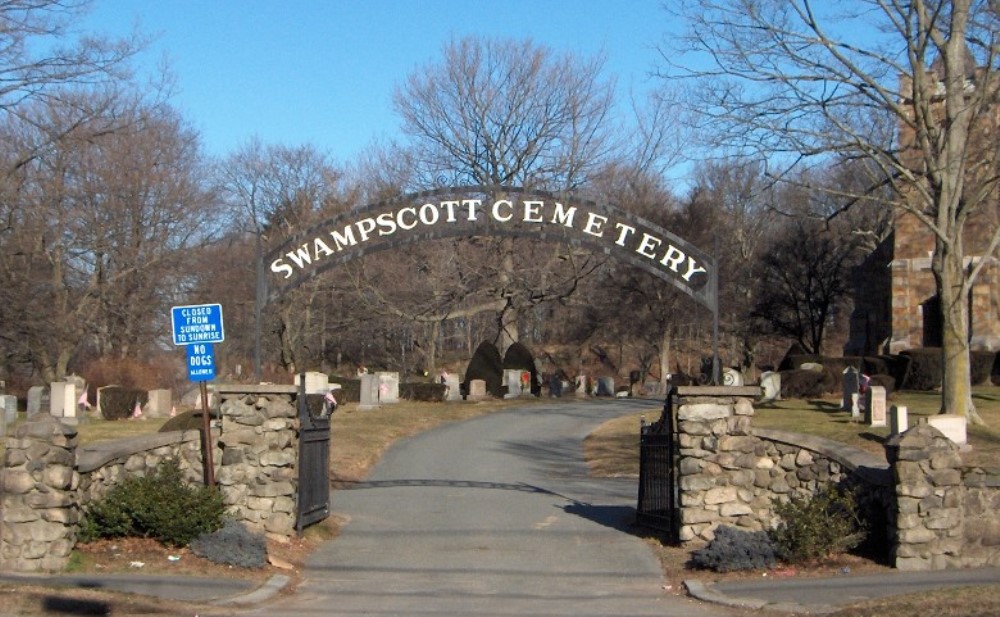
top-left (636, 387), bottom-right (679, 540)
top-left (295, 380), bottom-right (331, 533)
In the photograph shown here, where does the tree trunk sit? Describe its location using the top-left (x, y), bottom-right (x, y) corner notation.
top-left (936, 243), bottom-right (984, 424)
top-left (658, 329), bottom-right (672, 393)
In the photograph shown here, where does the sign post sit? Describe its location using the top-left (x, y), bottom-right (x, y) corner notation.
top-left (171, 304), bottom-right (225, 487)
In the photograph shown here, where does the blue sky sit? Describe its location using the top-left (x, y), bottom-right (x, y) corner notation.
top-left (83, 1), bottom-right (672, 164)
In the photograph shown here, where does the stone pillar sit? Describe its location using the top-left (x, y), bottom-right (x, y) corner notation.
top-left (886, 424), bottom-right (965, 570)
top-left (216, 386), bottom-right (299, 536)
top-left (1, 416), bottom-right (80, 572)
top-left (675, 386), bottom-right (762, 544)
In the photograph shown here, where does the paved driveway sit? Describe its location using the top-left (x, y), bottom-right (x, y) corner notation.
top-left (258, 399), bottom-right (728, 617)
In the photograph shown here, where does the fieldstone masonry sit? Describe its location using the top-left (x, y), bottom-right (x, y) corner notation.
top-left (2, 384), bottom-right (309, 573)
top-left (886, 424), bottom-right (1000, 570)
top-left (216, 386), bottom-right (299, 535)
top-left (674, 387), bottom-right (894, 546)
top-left (1, 416), bottom-right (80, 572)
top-left (672, 387), bottom-right (999, 571)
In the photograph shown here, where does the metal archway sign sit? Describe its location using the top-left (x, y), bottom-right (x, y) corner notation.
top-left (258, 185), bottom-right (719, 382)
top-left (263, 185), bottom-right (717, 312)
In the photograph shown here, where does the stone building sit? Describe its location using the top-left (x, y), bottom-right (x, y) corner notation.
top-left (846, 52), bottom-right (1000, 355)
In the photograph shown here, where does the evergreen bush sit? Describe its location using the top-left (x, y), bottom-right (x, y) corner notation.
top-left (99, 386), bottom-right (148, 420)
top-left (80, 459), bottom-right (225, 547)
top-left (899, 348), bottom-right (942, 390)
top-left (690, 526), bottom-right (777, 572)
top-left (769, 486), bottom-right (866, 564)
top-left (464, 341), bottom-right (503, 397)
top-left (190, 519), bottom-right (267, 568)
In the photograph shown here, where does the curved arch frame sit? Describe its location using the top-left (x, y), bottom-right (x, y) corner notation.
top-left (257, 185), bottom-right (720, 383)
top-left (263, 185), bottom-right (717, 313)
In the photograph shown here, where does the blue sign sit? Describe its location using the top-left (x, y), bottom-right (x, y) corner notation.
top-left (171, 303), bottom-right (225, 345)
top-left (186, 343), bottom-right (216, 382)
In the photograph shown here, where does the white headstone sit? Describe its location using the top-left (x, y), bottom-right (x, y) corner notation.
top-left (575, 375), bottom-right (588, 396)
top-left (503, 369), bottom-right (523, 399)
top-left (61, 382), bottom-right (77, 419)
top-left (468, 379), bottom-right (487, 400)
top-left (50, 382), bottom-right (67, 417)
top-left (376, 372), bottom-right (399, 404)
top-left (760, 371), bottom-right (781, 402)
top-left (146, 389), bottom-right (173, 418)
top-left (295, 371), bottom-right (330, 395)
top-left (865, 385), bottom-right (887, 428)
top-left (358, 374), bottom-right (380, 410)
top-left (443, 373), bottom-right (462, 401)
top-left (927, 414), bottom-right (967, 445)
top-left (1, 394), bottom-right (17, 425)
top-left (842, 367), bottom-right (860, 411)
top-left (722, 368), bottom-right (744, 387)
top-left (890, 405), bottom-right (908, 436)
top-left (850, 392), bottom-right (861, 420)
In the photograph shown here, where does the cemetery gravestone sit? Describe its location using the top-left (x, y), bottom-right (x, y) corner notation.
top-left (2, 394), bottom-right (17, 425)
top-left (890, 405), bottom-right (908, 436)
top-left (376, 372), bottom-right (399, 404)
top-left (722, 368), bottom-right (744, 387)
top-left (503, 369), bottom-right (523, 398)
top-left (27, 386), bottom-right (46, 417)
top-left (295, 371), bottom-right (330, 395)
top-left (927, 414), bottom-right (967, 445)
top-left (865, 385), bottom-right (887, 428)
top-left (842, 367), bottom-right (859, 411)
top-left (443, 373), bottom-right (462, 401)
top-left (358, 374), bottom-right (380, 410)
top-left (146, 389), bottom-right (173, 418)
top-left (468, 379), bottom-right (487, 400)
top-left (575, 375), bottom-right (588, 397)
top-left (50, 382), bottom-right (67, 418)
top-left (760, 371), bottom-right (781, 402)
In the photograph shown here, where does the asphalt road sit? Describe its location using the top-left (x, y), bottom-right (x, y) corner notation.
top-left (257, 398), bottom-right (727, 617)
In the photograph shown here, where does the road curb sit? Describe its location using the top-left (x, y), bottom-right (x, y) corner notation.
top-left (684, 579), bottom-right (838, 614)
top-left (213, 574), bottom-right (292, 605)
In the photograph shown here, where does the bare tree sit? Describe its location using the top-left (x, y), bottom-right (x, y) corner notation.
top-left (662, 0), bottom-right (999, 423)
top-left (215, 140), bottom-right (347, 376)
top-left (0, 89), bottom-right (215, 381)
top-left (393, 36), bottom-right (617, 353)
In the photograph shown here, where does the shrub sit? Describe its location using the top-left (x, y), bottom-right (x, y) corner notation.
top-left (779, 369), bottom-right (836, 398)
top-left (503, 342), bottom-right (540, 396)
top-left (862, 355), bottom-right (911, 388)
top-left (690, 525), bottom-right (777, 572)
top-left (900, 348), bottom-right (942, 390)
top-left (769, 486), bottom-right (866, 564)
top-left (400, 382), bottom-right (446, 402)
top-left (464, 341), bottom-right (503, 398)
top-left (971, 351), bottom-right (996, 386)
top-left (99, 386), bottom-right (149, 420)
top-left (190, 519), bottom-right (267, 568)
top-left (867, 374), bottom-right (896, 395)
top-left (80, 459), bottom-right (225, 547)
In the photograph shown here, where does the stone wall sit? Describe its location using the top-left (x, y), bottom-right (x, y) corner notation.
top-left (1, 384), bottom-right (306, 573)
top-left (674, 387), bottom-right (893, 546)
top-left (886, 423), bottom-right (1000, 570)
top-left (673, 387), bottom-right (1000, 571)
top-left (0, 416), bottom-right (80, 572)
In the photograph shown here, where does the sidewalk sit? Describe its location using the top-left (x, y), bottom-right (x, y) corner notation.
top-left (685, 567), bottom-right (1000, 614)
top-left (0, 572), bottom-right (291, 606)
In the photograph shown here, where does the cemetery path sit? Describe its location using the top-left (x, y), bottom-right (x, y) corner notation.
top-left (252, 398), bottom-right (728, 617)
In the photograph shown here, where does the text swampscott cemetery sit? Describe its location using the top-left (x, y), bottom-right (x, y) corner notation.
top-left (269, 196), bottom-right (709, 284)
